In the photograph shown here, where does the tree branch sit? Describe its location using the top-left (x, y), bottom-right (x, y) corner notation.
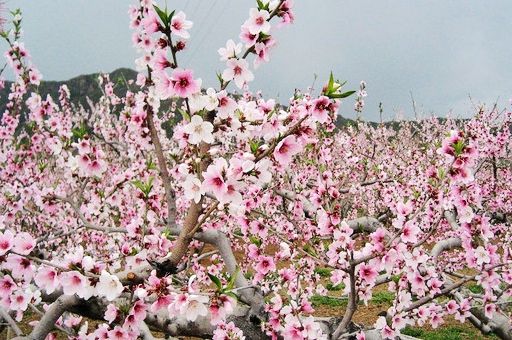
top-left (12, 295), bottom-right (79, 340)
top-left (0, 307), bottom-right (23, 337)
top-left (431, 237), bottom-right (462, 258)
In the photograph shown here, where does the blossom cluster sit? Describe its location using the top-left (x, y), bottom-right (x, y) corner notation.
top-left (0, 0), bottom-right (510, 339)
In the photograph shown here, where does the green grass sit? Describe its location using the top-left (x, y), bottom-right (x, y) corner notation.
top-left (326, 283), bottom-right (345, 291)
top-left (371, 291), bottom-right (395, 305)
top-left (402, 326), bottom-right (497, 340)
top-left (467, 283), bottom-right (484, 294)
top-left (314, 267), bottom-right (332, 278)
top-left (311, 291), bottom-right (394, 308)
top-left (311, 295), bottom-right (348, 307)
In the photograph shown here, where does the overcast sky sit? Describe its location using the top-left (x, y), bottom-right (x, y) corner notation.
top-left (6, 0), bottom-right (512, 121)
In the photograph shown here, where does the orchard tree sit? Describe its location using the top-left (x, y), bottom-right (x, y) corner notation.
top-left (0, 1), bottom-right (510, 339)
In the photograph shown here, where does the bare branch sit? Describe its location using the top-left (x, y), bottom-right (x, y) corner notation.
top-left (146, 107), bottom-right (177, 228)
top-left (431, 237), bottom-right (462, 258)
top-left (0, 306), bottom-right (23, 336)
top-left (12, 295), bottom-right (79, 340)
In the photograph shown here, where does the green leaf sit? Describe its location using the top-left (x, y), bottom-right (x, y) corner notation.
top-left (437, 168), bottom-right (446, 180)
top-left (303, 244), bottom-right (318, 257)
top-left (168, 10), bottom-right (176, 23)
top-left (249, 140), bottom-right (261, 155)
top-left (249, 236), bottom-right (262, 247)
top-left (131, 177), bottom-right (154, 198)
top-left (208, 273), bottom-right (222, 290)
top-left (256, 0), bottom-right (269, 10)
top-left (226, 267), bottom-right (239, 291)
top-left (153, 5), bottom-right (168, 27)
top-left (216, 71), bottom-right (223, 86)
top-left (328, 90), bottom-right (356, 99)
top-left (146, 156), bottom-right (158, 171)
top-left (225, 291), bottom-right (238, 300)
top-left (38, 160), bottom-right (48, 172)
top-left (453, 140), bottom-right (465, 156)
top-left (178, 108), bottom-right (190, 122)
top-left (258, 32), bottom-right (272, 42)
top-left (327, 72), bottom-right (335, 93)
top-left (71, 122), bottom-right (90, 140)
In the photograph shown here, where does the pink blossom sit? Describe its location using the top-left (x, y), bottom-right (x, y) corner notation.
top-left (202, 158), bottom-right (228, 199)
top-left (239, 25), bottom-right (258, 47)
top-left (358, 264), bottom-right (378, 284)
top-left (130, 300), bottom-right (147, 322)
top-left (151, 48), bottom-right (172, 71)
top-left (170, 68), bottom-right (201, 98)
top-left (216, 91), bottom-right (237, 119)
top-left (254, 41), bottom-right (274, 68)
top-left (141, 9), bottom-right (159, 34)
top-left (283, 324), bottom-right (303, 340)
top-left (0, 230), bottom-right (14, 255)
top-left (445, 300), bottom-right (458, 314)
top-left (396, 200), bottom-right (413, 218)
top-left (150, 295), bottom-right (172, 313)
top-left (34, 267), bottom-right (59, 294)
top-left (310, 96), bottom-right (331, 123)
top-left (28, 68), bottom-right (42, 86)
top-left (107, 326), bottom-right (131, 340)
top-left (0, 275), bottom-right (16, 297)
top-left (104, 303), bottom-right (118, 323)
top-left (170, 11), bottom-right (193, 39)
top-left (244, 8), bottom-right (271, 35)
top-left (60, 271), bottom-right (92, 299)
top-left (474, 246), bottom-right (491, 266)
top-left (222, 58), bottom-right (254, 89)
top-left (10, 289), bottom-right (31, 312)
top-left (273, 135), bottom-right (301, 166)
top-left (400, 221), bottom-right (420, 244)
top-left (218, 39), bottom-right (242, 61)
top-left (180, 294), bottom-right (209, 322)
top-left (96, 270), bottom-right (124, 301)
top-left (255, 255), bottom-right (275, 275)
top-left (183, 174), bottom-right (204, 203)
top-left (219, 179), bottom-right (243, 205)
top-left (183, 115), bottom-right (214, 145)
top-left (4, 255), bottom-right (34, 281)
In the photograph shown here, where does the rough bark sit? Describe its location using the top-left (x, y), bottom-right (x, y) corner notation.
top-left (431, 237), bottom-right (462, 258)
top-left (12, 295), bottom-right (79, 340)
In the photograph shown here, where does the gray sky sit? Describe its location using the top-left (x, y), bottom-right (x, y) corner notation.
top-left (6, 0), bottom-right (512, 121)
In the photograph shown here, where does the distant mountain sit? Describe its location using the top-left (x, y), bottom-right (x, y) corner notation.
top-left (0, 68), bottom-right (401, 130)
top-left (0, 68), bottom-right (138, 112)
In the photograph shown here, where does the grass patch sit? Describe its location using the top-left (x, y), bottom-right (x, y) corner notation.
top-left (402, 327), bottom-right (424, 337)
top-left (467, 284), bottom-right (484, 294)
top-left (402, 326), bottom-right (496, 340)
top-left (314, 267), bottom-right (332, 277)
top-left (311, 295), bottom-right (347, 307)
top-left (312, 290), bottom-right (394, 308)
top-left (326, 283), bottom-right (345, 291)
top-left (371, 291), bottom-right (395, 305)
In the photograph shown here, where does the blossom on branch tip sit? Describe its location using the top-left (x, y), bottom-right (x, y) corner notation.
top-left (218, 39), bottom-right (242, 61)
top-left (273, 135), bottom-right (301, 166)
top-left (183, 115), bottom-right (214, 145)
top-left (171, 11), bottom-right (193, 39)
top-left (244, 8), bottom-right (271, 35)
top-left (96, 270), bottom-right (124, 302)
top-left (170, 68), bottom-right (201, 98)
top-left (222, 59), bottom-right (254, 89)
top-left (183, 174), bottom-right (204, 203)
